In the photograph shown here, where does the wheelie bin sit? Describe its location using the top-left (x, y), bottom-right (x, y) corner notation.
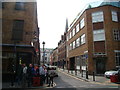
top-left (110, 75), bottom-right (118, 83)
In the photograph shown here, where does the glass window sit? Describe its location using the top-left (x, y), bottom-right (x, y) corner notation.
top-left (72, 28), bottom-right (75, 36)
top-left (93, 29), bottom-right (105, 41)
top-left (71, 30), bottom-right (73, 38)
top-left (92, 11), bottom-right (104, 23)
top-left (76, 24), bottom-right (79, 33)
top-left (115, 50), bottom-right (120, 67)
top-left (80, 18), bottom-right (85, 29)
top-left (69, 32), bottom-right (71, 39)
top-left (67, 35), bottom-right (69, 41)
top-left (73, 41), bottom-right (76, 49)
top-left (76, 38), bottom-right (80, 47)
top-left (15, 2), bottom-right (25, 10)
top-left (113, 29), bottom-right (120, 41)
top-left (2, 2), bottom-right (4, 8)
top-left (81, 34), bottom-right (86, 45)
top-left (70, 43), bottom-right (73, 50)
top-left (12, 20), bottom-right (24, 40)
top-left (112, 11), bottom-right (118, 22)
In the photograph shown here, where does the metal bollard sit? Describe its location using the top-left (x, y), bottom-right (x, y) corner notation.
top-left (86, 71), bottom-right (88, 79)
top-left (75, 69), bottom-right (77, 75)
top-left (93, 72), bottom-right (95, 81)
top-left (81, 70), bottom-right (83, 77)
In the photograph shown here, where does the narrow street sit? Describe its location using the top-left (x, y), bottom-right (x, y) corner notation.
top-left (53, 70), bottom-right (120, 89)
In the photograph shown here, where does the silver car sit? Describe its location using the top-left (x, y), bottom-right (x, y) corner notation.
top-left (104, 70), bottom-right (118, 78)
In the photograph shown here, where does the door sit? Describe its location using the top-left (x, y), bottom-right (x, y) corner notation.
top-left (96, 58), bottom-right (106, 74)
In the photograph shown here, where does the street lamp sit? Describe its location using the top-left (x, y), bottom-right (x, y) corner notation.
top-left (42, 41), bottom-right (45, 65)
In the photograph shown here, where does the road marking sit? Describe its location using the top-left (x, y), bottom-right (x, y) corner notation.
top-left (58, 70), bottom-right (120, 86)
top-left (58, 70), bottom-right (85, 81)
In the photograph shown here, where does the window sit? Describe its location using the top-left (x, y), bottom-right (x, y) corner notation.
top-left (15, 2), bottom-right (25, 10)
top-left (76, 38), bottom-right (80, 47)
top-left (113, 29), bottom-right (120, 41)
top-left (115, 50), bottom-right (120, 67)
top-left (93, 29), bottom-right (105, 41)
top-left (81, 34), bottom-right (85, 45)
top-left (72, 28), bottom-right (75, 36)
top-left (80, 18), bottom-right (85, 29)
top-left (76, 24), bottom-right (79, 33)
top-left (12, 20), bottom-right (24, 41)
top-left (92, 11), bottom-right (104, 23)
top-left (71, 30), bottom-right (73, 38)
top-left (2, 2), bottom-right (4, 8)
top-left (111, 11), bottom-right (118, 22)
top-left (69, 32), bottom-right (71, 39)
top-left (73, 41), bottom-right (76, 49)
top-left (70, 43), bottom-right (72, 50)
top-left (67, 35), bottom-right (69, 41)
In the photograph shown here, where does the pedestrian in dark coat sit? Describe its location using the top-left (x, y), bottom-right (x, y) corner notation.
top-left (48, 70), bottom-right (55, 87)
top-left (27, 64), bottom-right (33, 87)
top-left (17, 64), bottom-right (23, 85)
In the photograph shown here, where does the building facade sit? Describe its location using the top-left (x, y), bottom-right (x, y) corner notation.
top-left (58, 34), bottom-right (67, 69)
top-left (40, 48), bottom-right (54, 64)
top-left (66, 2), bottom-right (120, 74)
top-left (51, 47), bottom-right (58, 66)
top-left (2, 1), bottom-right (40, 80)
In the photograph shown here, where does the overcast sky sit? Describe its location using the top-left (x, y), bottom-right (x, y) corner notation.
top-left (37, 0), bottom-right (102, 49)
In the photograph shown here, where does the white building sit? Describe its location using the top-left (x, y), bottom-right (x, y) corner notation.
top-left (40, 48), bottom-right (53, 64)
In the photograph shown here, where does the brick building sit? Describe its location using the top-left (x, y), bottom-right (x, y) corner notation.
top-left (51, 47), bottom-right (58, 66)
top-left (2, 1), bottom-right (40, 80)
top-left (66, 1), bottom-right (120, 74)
top-left (58, 34), bottom-right (66, 69)
top-left (57, 19), bottom-right (68, 69)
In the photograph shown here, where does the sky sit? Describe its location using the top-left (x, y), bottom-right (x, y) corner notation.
top-left (37, 0), bottom-right (102, 49)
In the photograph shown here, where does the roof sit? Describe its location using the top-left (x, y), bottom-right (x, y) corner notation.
top-left (68, 1), bottom-right (120, 31)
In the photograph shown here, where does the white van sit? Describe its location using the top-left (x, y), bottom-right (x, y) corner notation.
top-left (48, 66), bottom-right (58, 77)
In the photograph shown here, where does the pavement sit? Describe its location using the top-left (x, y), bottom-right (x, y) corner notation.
top-left (58, 68), bottom-right (120, 86)
top-left (2, 68), bottom-right (120, 89)
top-left (2, 80), bottom-right (56, 89)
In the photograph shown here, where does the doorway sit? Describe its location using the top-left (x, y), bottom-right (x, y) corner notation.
top-left (69, 57), bottom-right (75, 70)
top-left (95, 57), bottom-right (106, 74)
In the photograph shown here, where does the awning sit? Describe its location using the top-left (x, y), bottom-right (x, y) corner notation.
top-left (1, 44), bottom-right (34, 48)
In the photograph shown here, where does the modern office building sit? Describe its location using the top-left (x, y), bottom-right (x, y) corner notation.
top-left (66, 1), bottom-right (120, 74)
top-left (2, 1), bottom-right (40, 80)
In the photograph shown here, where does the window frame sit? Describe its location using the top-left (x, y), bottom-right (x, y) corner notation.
top-left (15, 2), bottom-right (25, 10)
top-left (111, 11), bottom-right (118, 22)
top-left (115, 50), bottom-right (120, 67)
top-left (76, 24), bottom-right (79, 33)
top-left (113, 29), bottom-right (120, 41)
top-left (80, 18), bottom-right (85, 29)
top-left (81, 34), bottom-right (86, 45)
top-left (92, 11), bottom-right (104, 23)
top-left (93, 29), bottom-right (105, 41)
top-left (76, 37), bottom-right (80, 47)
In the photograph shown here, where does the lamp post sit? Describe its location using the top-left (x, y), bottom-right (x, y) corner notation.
top-left (42, 41), bottom-right (45, 65)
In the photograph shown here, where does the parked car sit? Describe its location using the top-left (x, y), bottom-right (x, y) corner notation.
top-left (104, 69), bottom-right (119, 78)
top-left (48, 65), bottom-right (58, 77)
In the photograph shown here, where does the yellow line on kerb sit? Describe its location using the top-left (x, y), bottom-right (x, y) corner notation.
top-left (58, 70), bottom-right (84, 81)
top-left (58, 70), bottom-right (120, 86)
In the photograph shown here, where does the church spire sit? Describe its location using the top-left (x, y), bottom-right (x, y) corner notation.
top-left (65, 18), bottom-right (68, 33)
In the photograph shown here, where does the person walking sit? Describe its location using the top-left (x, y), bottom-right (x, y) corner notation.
top-left (17, 64), bottom-right (23, 86)
top-left (48, 69), bottom-right (55, 87)
top-left (22, 64), bottom-right (27, 87)
top-left (27, 64), bottom-right (33, 87)
top-left (39, 65), bottom-right (45, 86)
